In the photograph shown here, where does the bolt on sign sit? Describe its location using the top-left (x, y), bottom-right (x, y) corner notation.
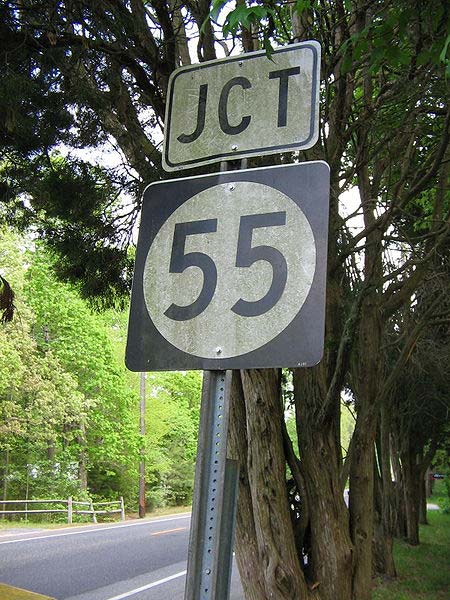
top-left (162, 41), bottom-right (321, 171)
top-left (125, 162), bottom-right (329, 372)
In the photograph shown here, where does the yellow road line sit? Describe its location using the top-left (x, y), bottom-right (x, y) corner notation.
top-left (151, 526), bottom-right (187, 536)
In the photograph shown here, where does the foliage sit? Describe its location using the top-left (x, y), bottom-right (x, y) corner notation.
top-left (5, 458), bottom-right (84, 503)
top-left (0, 231), bottom-right (137, 504)
top-left (0, 0), bottom-right (161, 303)
top-left (1, 230), bottom-right (202, 510)
top-left (0, 153), bottom-right (134, 306)
top-left (210, 0), bottom-right (275, 40)
top-left (145, 371), bottom-right (201, 508)
top-left (0, 230), bottom-right (83, 455)
top-left (23, 248), bottom-right (139, 468)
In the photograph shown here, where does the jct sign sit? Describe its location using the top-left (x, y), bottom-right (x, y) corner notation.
top-left (163, 41), bottom-right (320, 171)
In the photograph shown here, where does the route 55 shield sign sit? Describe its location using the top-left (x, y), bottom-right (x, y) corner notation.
top-left (126, 162), bottom-right (329, 371)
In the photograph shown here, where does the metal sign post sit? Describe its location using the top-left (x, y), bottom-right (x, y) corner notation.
top-left (185, 370), bottom-right (238, 600)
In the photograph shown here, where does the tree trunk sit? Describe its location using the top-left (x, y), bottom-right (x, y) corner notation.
top-left (425, 467), bottom-right (434, 497)
top-left (228, 371), bottom-right (267, 600)
top-left (372, 408), bottom-right (397, 578)
top-left (168, 0), bottom-right (191, 66)
top-left (390, 435), bottom-right (407, 538)
top-left (47, 444), bottom-right (55, 461)
top-left (349, 410), bottom-right (376, 600)
top-left (401, 451), bottom-right (420, 545)
top-left (1, 449), bottom-right (9, 520)
top-left (78, 420), bottom-right (88, 491)
top-left (373, 518), bottom-right (396, 580)
top-left (419, 472), bottom-right (428, 526)
top-left (349, 270), bottom-right (383, 599)
top-left (240, 368), bottom-right (311, 599)
top-left (373, 475), bottom-right (397, 578)
top-left (294, 369), bottom-right (354, 600)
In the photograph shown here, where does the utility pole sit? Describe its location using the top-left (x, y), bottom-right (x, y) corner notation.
top-left (139, 372), bottom-right (146, 518)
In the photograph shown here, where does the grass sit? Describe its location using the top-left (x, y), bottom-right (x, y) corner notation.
top-left (429, 478), bottom-right (450, 512)
top-left (0, 520), bottom-right (70, 531)
top-left (126, 504), bottom-right (191, 519)
top-left (372, 495), bottom-right (450, 599)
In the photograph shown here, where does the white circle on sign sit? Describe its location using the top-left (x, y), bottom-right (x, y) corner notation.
top-left (143, 181), bottom-right (316, 358)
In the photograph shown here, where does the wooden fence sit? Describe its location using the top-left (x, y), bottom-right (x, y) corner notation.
top-left (0, 497), bottom-right (125, 523)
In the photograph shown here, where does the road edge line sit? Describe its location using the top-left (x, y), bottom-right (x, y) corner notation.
top-left (103, 570), bottom-right (187, 600)
top-left (0, 515), bottom-right (191, 545)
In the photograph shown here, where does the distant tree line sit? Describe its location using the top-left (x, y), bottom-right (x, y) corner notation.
top-left (0, 230), bottom-right (201, 514)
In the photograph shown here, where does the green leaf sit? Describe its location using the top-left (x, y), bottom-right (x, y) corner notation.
top-left (439, 34), bottom-right (450, 63)
top-left (210, 0), bottom-right (228, 22)
top-left (353, 38), bottom-right (368, 61)
top-left (264, 36), bottom-right (275, 59)
top-left (341, 51), bottom-right (353, 75)
top-left (416, 50), bottom-right (431, 66)
top-left (385, 45), bottom-right (411, 67)
top-left (222, 4), bottom-right (276, 37)
top-left (202, 0), bottom-right (228, 34)
top-left (294, 0), bottom-right (312, 17)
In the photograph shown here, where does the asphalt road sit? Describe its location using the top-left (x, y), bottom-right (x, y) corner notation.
top-left (0, 514), bottom-right (244, 600)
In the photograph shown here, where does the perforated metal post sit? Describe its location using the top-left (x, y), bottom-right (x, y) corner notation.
top-left (184, 370), bottom-right (239, 600)
top-left (185, 159), bottom-right (242, 600)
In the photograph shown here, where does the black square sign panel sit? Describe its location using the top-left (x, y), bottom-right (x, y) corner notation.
top-left (126, 161), bottom-right (329, 371)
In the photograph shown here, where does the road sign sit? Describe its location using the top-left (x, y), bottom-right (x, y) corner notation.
top-left (163, 41), bottom-right (321, 172)
top-left (126, 161), bottom-right (329, 371)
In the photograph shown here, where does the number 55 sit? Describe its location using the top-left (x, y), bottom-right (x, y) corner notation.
top-left (164, 211), bottom-right (288, 321)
